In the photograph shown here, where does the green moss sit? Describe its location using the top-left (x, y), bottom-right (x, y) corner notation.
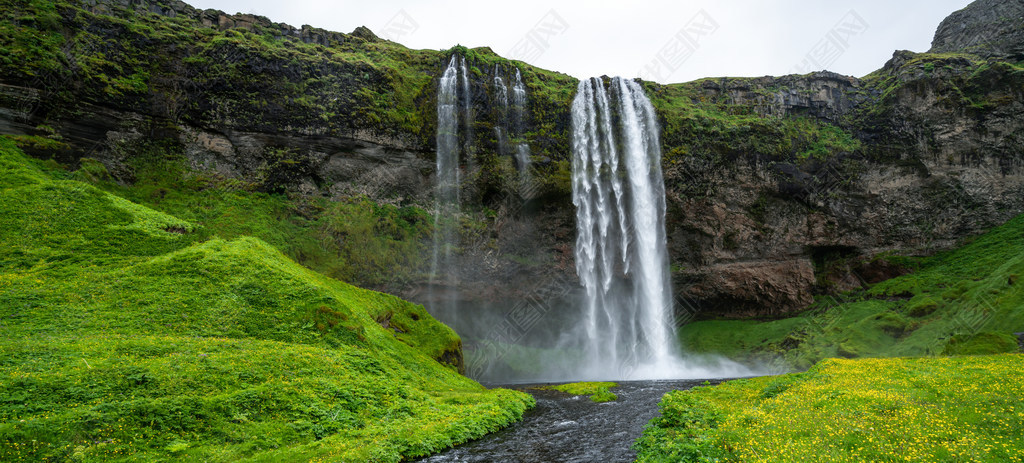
top-left (641, 80), bottom-right (862, 198)
top-left (53, 140), bottom-right (432, 290)
top-left (543, 382), bottom-right (619, 403)
top-left (942, 332), bottom-right (1020, 355)
top-left (906, 297), bottom-right (940, 317)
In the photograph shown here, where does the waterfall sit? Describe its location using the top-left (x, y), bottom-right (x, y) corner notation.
top-left (430, 57), bottom-right (462, 323)
top-left (436, 57), bottom-right (460, 206)
top-left (494, 67), bottom-right (510, 158)
top-left (494, 65), bottom-right (509, 110)
top-left (494, 66), bottom-right (529, 174)
top-left (459, 56), bottom-right (474, 163)
top-left (570, 76), bottom-right (679, 378)
top-left (511, 69), bottom-right (531, 174)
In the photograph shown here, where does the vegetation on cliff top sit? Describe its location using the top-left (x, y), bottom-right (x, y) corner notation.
top-left (0, 137), bottom-right (534, 462)
top-left (1, 0), bottom-right (885, 201)
top-left (635, 354), bottom-right (1024, 462)
top-left (0, 0), bottom-right (578, 158)
top-left (643, 80), bottom-right (861, 166)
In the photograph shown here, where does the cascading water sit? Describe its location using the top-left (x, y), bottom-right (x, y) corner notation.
top-left (453, 70), bottom-right (751, 382)
top-left (493, 67), bottom-right (510, 158)
top-left (570, 76), bottom-right (679, 378)
top-left (436, 57), bottom-right (461, 205)
top-left (492, 65), bottom-right (530, 175)
top-left (494, 65), bottom-right (509, 109)
top-left (511, 69), bottom-right (531, 173)
top-left (459, 57), bottom-right (474, 166)
top-left (429, 57), bottom-right (462, 323)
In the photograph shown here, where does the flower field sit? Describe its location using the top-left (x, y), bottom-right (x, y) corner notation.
top-left (635, 354), bottom-right (1024, 462)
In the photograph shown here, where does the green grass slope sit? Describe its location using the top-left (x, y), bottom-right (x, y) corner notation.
top-left (67, 141), bottom-right (435, 296)
top-left (0, 137), bottom-right (533, 462)
top-left (680, 211), bottom-right (1024, 368)
top-left (635, 354), bottom-right (1024, 462)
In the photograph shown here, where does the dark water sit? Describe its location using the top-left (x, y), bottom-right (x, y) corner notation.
top-left (417, 379), bottom-right (724, 463)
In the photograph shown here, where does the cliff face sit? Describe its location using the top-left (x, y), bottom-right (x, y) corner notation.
top-left (930, 0), bottom-right (1024, 57)
top-left (657, 48), bottom-right (1024, 317)
top-left (1, 0), bottom-right (1023, 320)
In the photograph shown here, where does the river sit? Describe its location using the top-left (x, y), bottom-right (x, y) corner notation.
top-left (417, 378), bottom-right (726, 463)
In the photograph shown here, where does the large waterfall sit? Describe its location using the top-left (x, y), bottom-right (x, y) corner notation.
top-left (446, 68), bottom-right (749, 381)
top-left (570, 76), bottom-right (679, 378)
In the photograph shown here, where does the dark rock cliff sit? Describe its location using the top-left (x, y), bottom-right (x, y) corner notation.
top-left (658, 46), bottom-right (1024, 317)
top-left (1, 0), bottom-right (1023, 321)
top-left (930, 0), bottom-right (1024, 57)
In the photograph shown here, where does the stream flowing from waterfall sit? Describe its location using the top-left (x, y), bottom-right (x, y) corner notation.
top-left (416, 379), bottom-right (724, 463)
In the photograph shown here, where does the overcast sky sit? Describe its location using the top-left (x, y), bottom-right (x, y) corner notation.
top-left (187, 0), bottom-right (974, 83)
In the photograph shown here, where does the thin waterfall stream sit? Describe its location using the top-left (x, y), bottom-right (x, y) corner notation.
top-left (429, 57), bottom-right (463, 324)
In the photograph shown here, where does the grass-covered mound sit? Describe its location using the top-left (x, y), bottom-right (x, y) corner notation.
top-left (680, 210), bottom-right (1024, 368)
top-left (0, 137), bottom-right (534, 462)
top-left (635, 354), bottom-right (1024, 462)
top-left (69, 138), bottom-right (435, 292)
top-left (542, 382), bottom-right (618, 403)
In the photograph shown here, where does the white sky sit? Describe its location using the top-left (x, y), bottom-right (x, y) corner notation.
top-left (186, 0), bottom-right (974, 83)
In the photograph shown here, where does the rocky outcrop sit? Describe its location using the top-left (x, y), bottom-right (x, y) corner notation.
top-left (930, 0), bottom-right (1024, 58)
top-left (0, 85), bottom-right (433, 202)
top-left (82, 0), bottom-right (377, 47)
top-left (690, 72), bottom-right (864, 123)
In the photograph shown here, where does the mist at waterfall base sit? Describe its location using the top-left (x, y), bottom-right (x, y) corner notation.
top-left (424, 60), bottom-right (756, 382)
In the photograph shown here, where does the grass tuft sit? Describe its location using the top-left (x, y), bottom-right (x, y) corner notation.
top-left (543, 381), bottom-right (619, 403)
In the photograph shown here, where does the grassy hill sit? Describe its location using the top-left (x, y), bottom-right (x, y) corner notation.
top-left (0, 136), bottom-right (533, 462)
